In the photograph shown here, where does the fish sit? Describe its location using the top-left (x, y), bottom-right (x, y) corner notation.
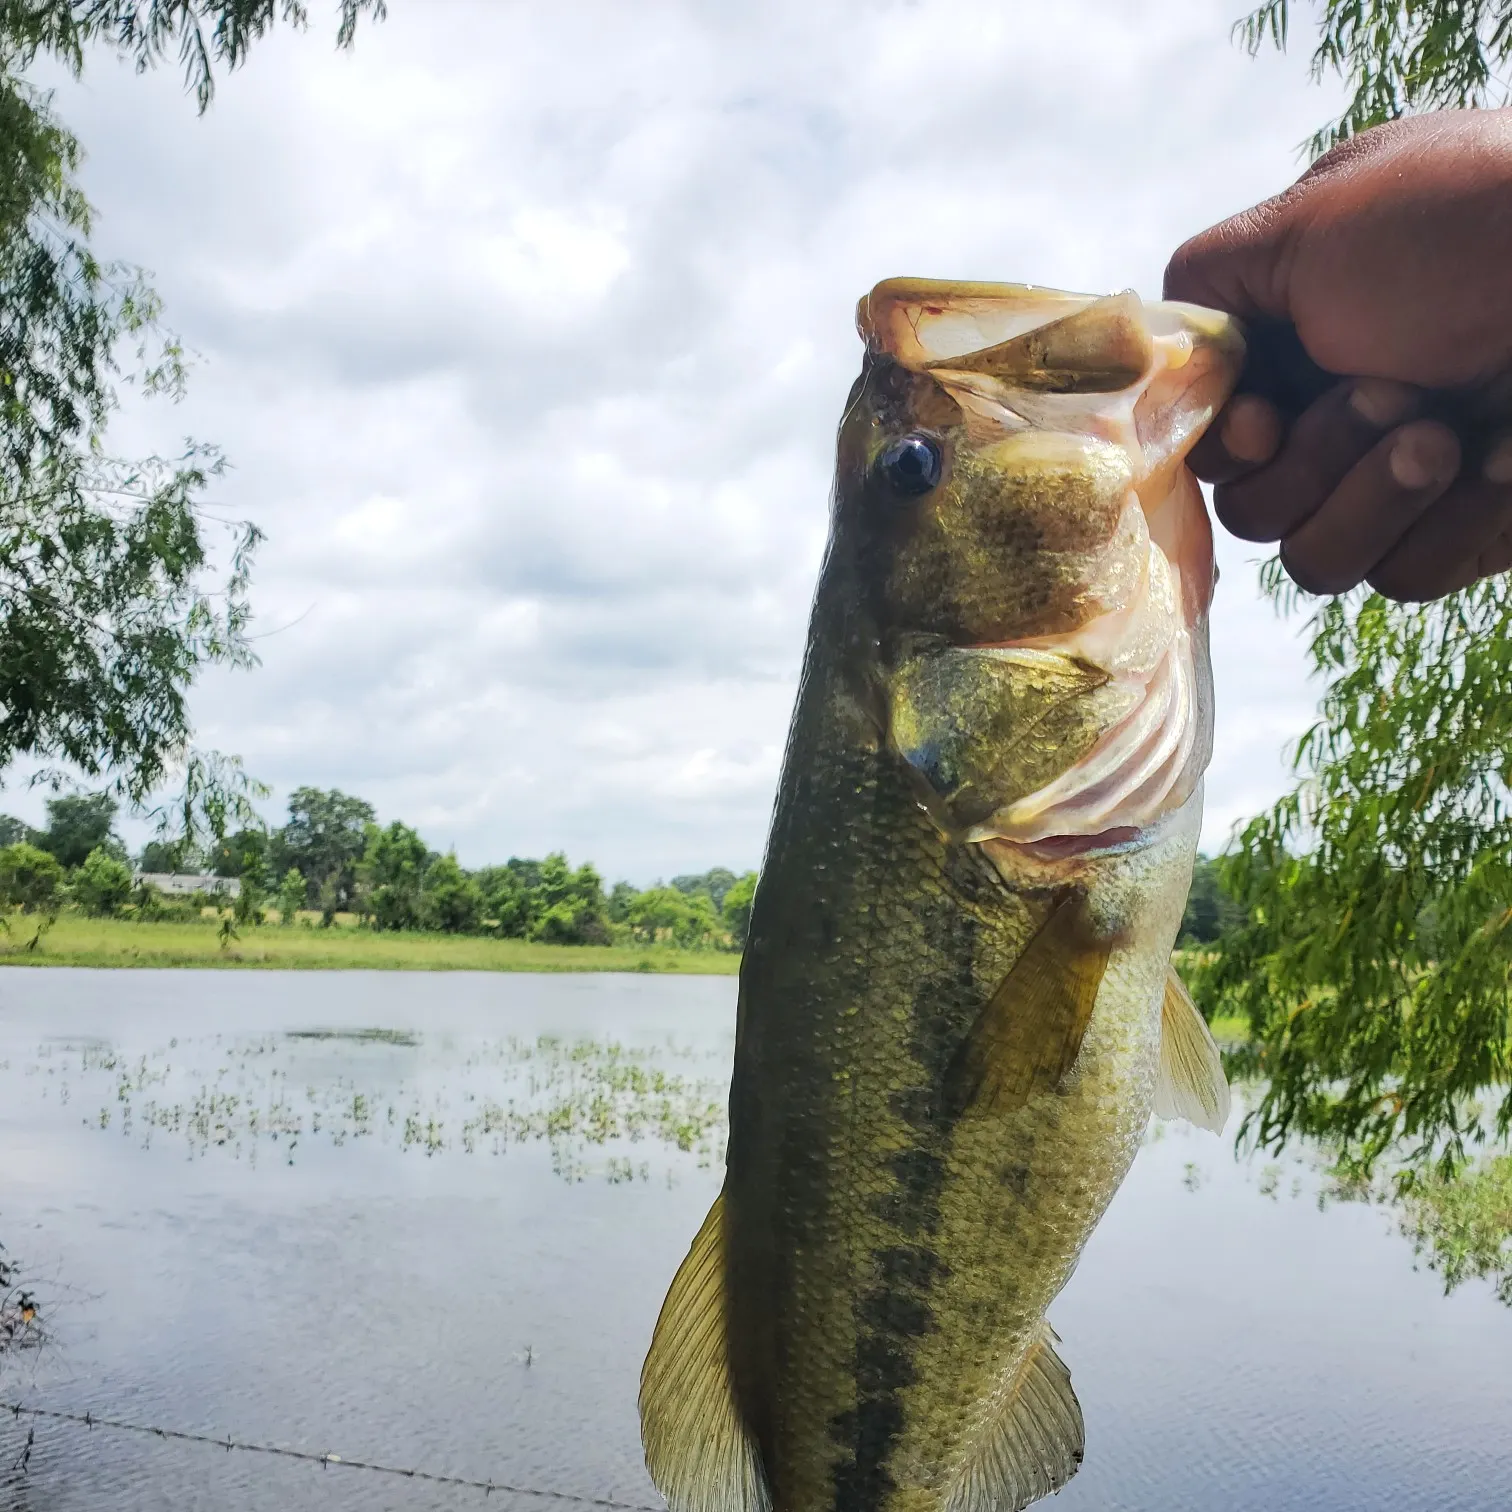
top-left (640, 279), bottom-right (1243, 1512)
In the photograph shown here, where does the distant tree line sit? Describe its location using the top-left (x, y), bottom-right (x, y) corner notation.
top-left (1177, 856), bottom-right (1246, 948)
top-left (0, 785), bottom-right (1238, 955)
top-left (0, 787), bottom-right (758, 951)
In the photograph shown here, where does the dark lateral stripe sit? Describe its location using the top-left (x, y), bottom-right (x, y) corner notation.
top-left (826, 838), bottom-right (985, 1512)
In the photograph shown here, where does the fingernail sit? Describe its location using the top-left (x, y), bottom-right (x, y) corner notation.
top-left (1389, 423), bottom-right (1460, 490)
top-left (1349, 379), bottom-right (1417, 428)
top-left (1484, 434), bottom-right (1512, 484)
top-left (1220, 395), bottom-right (1281, 464)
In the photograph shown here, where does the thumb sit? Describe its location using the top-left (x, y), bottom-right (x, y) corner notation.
top-left (1162, 191), bottom-right (1304, 320)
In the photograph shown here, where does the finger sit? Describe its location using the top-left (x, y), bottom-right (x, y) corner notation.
top-left (1163, 195), bottom-right (1300, 318)
top-left (1279, 420), bottom-right (1462, 596)
top-left (1476, 528), bottom-right (1512, 580)
top-left (1366, 434), bottom-right (1512, 600)
top-left (1186, 394), bottom-right (1285, 484)
top-left (1211, 378), bottom-right (1421, 542)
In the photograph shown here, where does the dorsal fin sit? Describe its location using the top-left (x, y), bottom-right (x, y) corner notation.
top-left (945, 1320), bottom-right (1085, 1512)
top-left (945, 894), bottom-right (1112, 1119)
top-left (639, 1191), bottom-right (770, 1512)
top-left (1154, 966), bottom-right (1231, 1133)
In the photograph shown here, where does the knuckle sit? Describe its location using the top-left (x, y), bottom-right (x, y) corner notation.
top-left (1279, 543), bottom-right (1354, 598)
top-left (1365, 559), bottom-right (1433, 603)
top-left (1212, 482), bottom-right (1281, 542)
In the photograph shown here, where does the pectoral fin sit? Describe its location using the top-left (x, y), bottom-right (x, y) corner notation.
top-left (945, 894), bottom-right (1111, 1118)
top-left (945, 1320), bottom-right (1085, 1512)
top-left (1154, 966), bottom-right (1231, 1134)
top-left (639, 1192), bottom-right (770, 1512)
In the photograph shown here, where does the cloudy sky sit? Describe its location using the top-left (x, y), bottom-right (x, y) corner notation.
top-left (22, 0), bottom-right (1346, 881)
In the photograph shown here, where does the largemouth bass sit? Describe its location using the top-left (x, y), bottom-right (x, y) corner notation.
top-left (641, 280), bottom-right (1243, 1512)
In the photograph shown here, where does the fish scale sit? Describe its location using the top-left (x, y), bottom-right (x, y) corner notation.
top-left (640, 281), bottom-right (1239, 1512)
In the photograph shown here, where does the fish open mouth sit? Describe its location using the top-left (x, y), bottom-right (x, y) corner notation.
top-left (862, 280), bottom-right (1243, 851)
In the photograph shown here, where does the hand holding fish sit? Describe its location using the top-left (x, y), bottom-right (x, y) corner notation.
top-left (1165, 107), bottom-right (1512, 602)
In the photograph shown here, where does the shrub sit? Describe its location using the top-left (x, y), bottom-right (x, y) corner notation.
top-left (627, 886), bottom-right (721, 949)
top-left (530, 898), bottom-right (611, 946)
top-left (419, 854), bottom-right (483, 934)
top-left (0, 844), bottom-right (64, 913)
top-left (72, 847), bottom-right (134, 917)
top-left (276, 867), bottom-right (306, 925)
top-left (721, 872), bottom-right (758, 949)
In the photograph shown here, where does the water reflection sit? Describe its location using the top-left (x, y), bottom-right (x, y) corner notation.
top-left (1316, 1150), bottom-right (1512, 1305)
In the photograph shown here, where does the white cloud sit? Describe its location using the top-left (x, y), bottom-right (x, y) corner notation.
top-left (17, 0), bottom-right (1344, 878)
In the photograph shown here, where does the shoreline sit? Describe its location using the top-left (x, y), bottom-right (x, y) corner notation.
top-left (0, 919), bottom-right (1255, 1041)
top-left (0, 915), bottom-right (741, 975)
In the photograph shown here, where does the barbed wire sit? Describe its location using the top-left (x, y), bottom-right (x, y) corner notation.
top-left (0, 1399), bottom-right (664, 1508)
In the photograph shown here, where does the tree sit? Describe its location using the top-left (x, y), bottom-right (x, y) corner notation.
top-left (357, 820), bottom-right (428, 931)
top-left (672, 868), bottom-right (738, 911)
top-left (211, 826), bottom-right (266, 878)
top-left (721, 871), bottom-right (758, 950)
top-left (72, 845), bottom-right (132, 916)
top-left (531, 896), bottom-right (611, 945)
top-left (1238, 1), bottom-right (1512, 156)
top-left (0, 4), bottom-right (385, 856)
top-left (525, 854), bottom-right (610, 944)
top-left (0, 841), bottom-right (61, 912)
top-left (1198, 572), bottom-right (1512, 1179)
top-left (627, 886), bottom-right (720, 950)
top-left (275, 865), bottom-right (305, 925)
top-left (0, 63), bottom-right (256, 815)
top-left (419, 853), bottom-right (483, 934)
top-left (606, 880), bottom-right (639, 924)
top-left (3, 4), bottom-right (389, 113)
top-left (38, 791), bottom-right (121, 868)
top-left (1178, 856), bottom-right (1244, 947)
top-left (275, 787), bottom-right (375, 916)
top-left (475, 865), bottom-right (531, 938)
top-left (0, 814), bottom-right (31, 847)
top-left (231, 844), bottom-right (265, 926)
top-left (138, 836), bottom-right (197, 873)
top-left (476, 851), bottom-right (614, 945)
top-left (1201, 10), bottom-right (1512, 1181)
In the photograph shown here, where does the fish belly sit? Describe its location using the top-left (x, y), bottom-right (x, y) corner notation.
top-left (758, 953), bottom-right (1163, 1512)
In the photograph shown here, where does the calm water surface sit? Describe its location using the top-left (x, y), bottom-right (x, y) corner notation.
top-left (0, 968), bottom-right (1508, 1511)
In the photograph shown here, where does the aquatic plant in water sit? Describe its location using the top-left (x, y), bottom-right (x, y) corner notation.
top-left (20, 1028), bottom-right (729, 1183)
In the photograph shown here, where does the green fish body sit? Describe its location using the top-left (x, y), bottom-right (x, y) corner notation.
top-left (642, 280), bottom-right (1243, 1512)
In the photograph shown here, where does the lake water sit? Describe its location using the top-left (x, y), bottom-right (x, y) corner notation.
top-left (0, 968), bottom-right (1508, 1512)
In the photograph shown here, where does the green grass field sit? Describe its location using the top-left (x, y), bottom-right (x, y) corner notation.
top-left (0, 913), bottom-right (742, 974)
top-left (1208, 1014), bottom-right (1251, 1045)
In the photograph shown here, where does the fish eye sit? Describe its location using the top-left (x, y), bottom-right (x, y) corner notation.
top-left (878, 433), bottom-right (943, 496)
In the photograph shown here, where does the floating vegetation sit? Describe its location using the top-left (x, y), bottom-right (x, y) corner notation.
top-left (285, 1027), bottom-right (420, 1047)
top-left (15, 1028), bottom-right (730, 1183)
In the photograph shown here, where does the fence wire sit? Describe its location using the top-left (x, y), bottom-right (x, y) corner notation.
top-left (0, 1399), bottom-right (664, 1508)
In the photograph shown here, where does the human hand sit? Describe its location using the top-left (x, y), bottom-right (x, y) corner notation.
top-left (1164, 109), bottom-right (1512, 601)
